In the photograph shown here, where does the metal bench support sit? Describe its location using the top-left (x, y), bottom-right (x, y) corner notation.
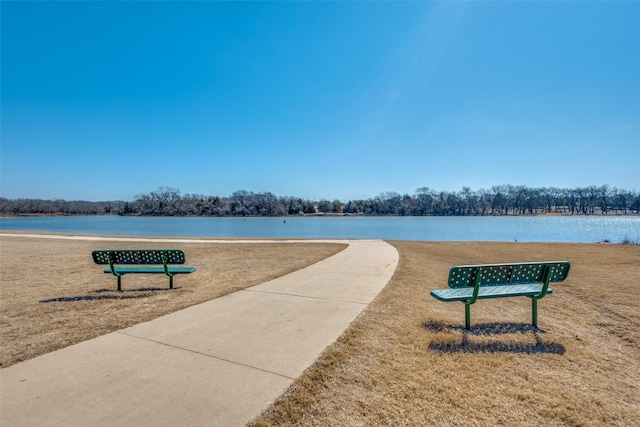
top-left (92, 249), bottom-right (195, 291)
top-left (431, 261), bottom-right (570, 330)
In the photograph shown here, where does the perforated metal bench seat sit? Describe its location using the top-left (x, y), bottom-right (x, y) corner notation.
top-left (92, 249), bottom-right (196, 291)
top-left (103, 266), bottom-right (196, 275)
top-left (430, 261), bottom-right (570, 329)
top-left (431, 284), bottom-right (553, 302)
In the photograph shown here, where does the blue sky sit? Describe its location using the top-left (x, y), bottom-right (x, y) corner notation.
top-left (1, 1), bottom-right (638, 202)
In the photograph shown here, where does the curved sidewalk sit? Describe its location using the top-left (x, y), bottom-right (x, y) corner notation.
top-left (0, 239), bottom-right (399, 426)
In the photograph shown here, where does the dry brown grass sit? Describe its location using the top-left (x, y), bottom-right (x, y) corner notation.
top-left (0, 235), bottom-right (346, 367)
top-left (251, 241), bottom-right (640, 427)
top-left (2, 236), bottom-right (639, 426)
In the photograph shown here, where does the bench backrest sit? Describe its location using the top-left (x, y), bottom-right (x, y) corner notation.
top-left (92, 250), bottom-right (187, 265)
top-left (448, 261), bottom-right (570, 289)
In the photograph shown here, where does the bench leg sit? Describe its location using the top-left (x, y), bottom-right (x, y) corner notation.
top-left (117, 276), bottom-right (122, 292)
top-left (465, 304), bottom-right (471, 330)
top-left (532, 298), bottom-right (538, 328)
top-left (169, 275), bottom-right (174, 290)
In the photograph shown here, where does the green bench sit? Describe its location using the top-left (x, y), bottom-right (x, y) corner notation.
top-left (92, 249), bottom-right (196, 291)
top-left (431, 261), bottom-right (570, 329)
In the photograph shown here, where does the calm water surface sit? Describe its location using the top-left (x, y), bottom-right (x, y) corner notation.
top-left (1, 215), bottom-right (639, 243)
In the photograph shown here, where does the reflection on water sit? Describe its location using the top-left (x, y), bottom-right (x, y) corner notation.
top-left (1, 215), bottom-right (639, 243)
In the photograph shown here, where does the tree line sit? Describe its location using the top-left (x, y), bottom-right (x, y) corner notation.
top-left (1, 185), bottom-right (639, 217)
top-left (0, 198), bottom-right (125, 216)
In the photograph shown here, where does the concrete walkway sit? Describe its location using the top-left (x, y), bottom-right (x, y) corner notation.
top-left (0, 239), bottom-right (399, 426)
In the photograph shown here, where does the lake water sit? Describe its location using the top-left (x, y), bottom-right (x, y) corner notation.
top-left (1, 215), bottom-right (639, 243)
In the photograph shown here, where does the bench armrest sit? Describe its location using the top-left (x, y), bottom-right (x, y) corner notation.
top-left (532, 264), bottom-right (553, 300)
top-left (467, 268), bottom-right (483, 305)
top-left (107, 252), bottom-right (121, 278)
top-left (161, 252), bottom-right (174, 278)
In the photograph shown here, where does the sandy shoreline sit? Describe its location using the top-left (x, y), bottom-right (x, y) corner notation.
top-left (0, 231), bottom-right (349, 244)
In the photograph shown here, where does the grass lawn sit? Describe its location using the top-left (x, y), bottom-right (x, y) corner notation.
top-left (0, 234), bottom-right (346, 367)
top-left (1, 234), bottom-right (638, 425)
top-left (251, 241), bottom-right (640, 426)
